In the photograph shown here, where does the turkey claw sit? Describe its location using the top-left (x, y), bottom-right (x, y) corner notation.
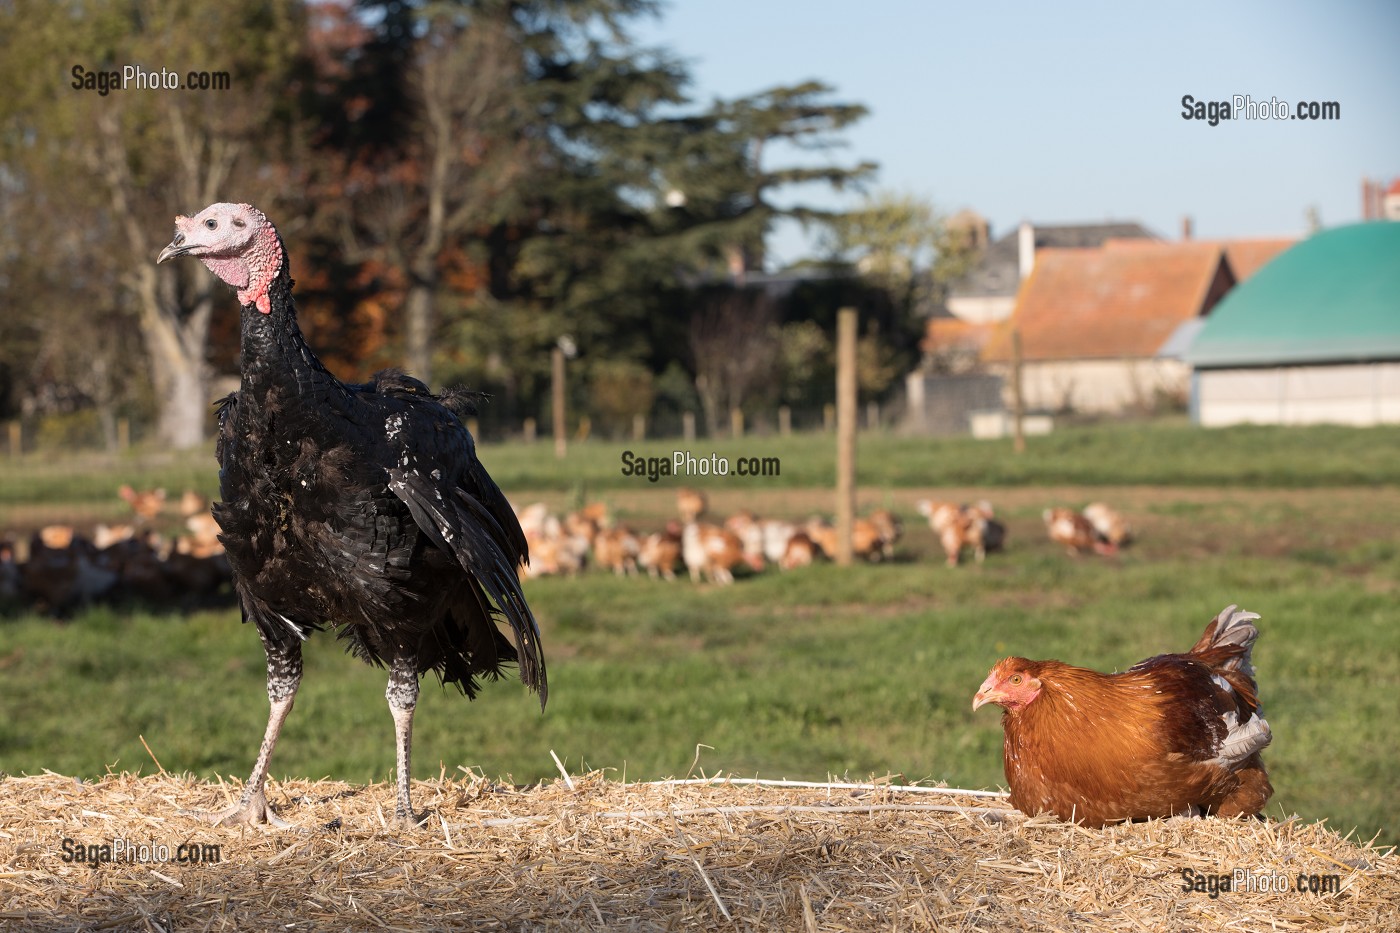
top-left (181, 789), bottom-right (296, 829)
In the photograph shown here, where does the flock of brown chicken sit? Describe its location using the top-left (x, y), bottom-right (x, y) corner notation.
top-left (0, 486), bottom-right (230, 615)
top-left (1, 486), bottom-right (1133, 611)
top-left (511, 490), bottom-right (1133, 585)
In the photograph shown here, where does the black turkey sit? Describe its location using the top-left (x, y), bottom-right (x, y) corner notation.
top-left (158, 203), bottom-right (545, 827)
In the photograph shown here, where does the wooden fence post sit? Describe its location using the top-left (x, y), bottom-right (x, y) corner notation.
top-left (835, 307), bottom-right (858, 567)
top-left (552, 346), bottom-right (566, 459)
top-left (1011, 328), bottom-right (1026, 454)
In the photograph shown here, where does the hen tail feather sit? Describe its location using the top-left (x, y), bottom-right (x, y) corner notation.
top-left (1189, 604), bottom-right (1261, 679)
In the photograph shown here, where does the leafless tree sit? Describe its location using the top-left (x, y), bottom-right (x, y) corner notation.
top-left (689, 289), bottom-right (779, 435)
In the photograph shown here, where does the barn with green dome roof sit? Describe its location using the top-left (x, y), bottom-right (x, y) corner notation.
top-left (1184, 222), bottom-right (1400, 426)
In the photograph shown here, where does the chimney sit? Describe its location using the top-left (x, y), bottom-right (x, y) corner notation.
top-left (1018, 221), bottom-right (1035, 280)
top-left (1181, 216), bottom-right (1193, 241)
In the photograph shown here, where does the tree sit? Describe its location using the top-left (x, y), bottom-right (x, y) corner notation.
top-left (0, 0), bottom-right (309, 448)
top-left (646, 81), bottom-right (877, 280)
top-left (823, 190), bottom-right (975, 317)
top-left (688, 288), bottom-right (779, 435)
top-left (335, 0), bottom-right (689, 387)
top-left (822, 190), bottom-right (978, 392)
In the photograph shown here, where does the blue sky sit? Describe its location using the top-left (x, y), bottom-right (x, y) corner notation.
top-left (636, 0), bottom-right (1400, 267)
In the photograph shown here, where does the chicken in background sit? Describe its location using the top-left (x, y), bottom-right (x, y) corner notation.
top-left (1044, 507), bottom-right (1116, 556)
top-left (93, 523), bottom-right (137, 550)
top-left (21, 527), bottom-right (117, 614)
top-left (802, 517), bottom-right (839, 560)
top-left (973, 605), bottom-right (1272, 827)
top-left (1083, 502), bottom-right (1132, 549)
top-left (802, 515), bottom-right (892, 563)
top-left (676, 487), bottom-right (707, 524)
top-left (917, 499), bottom-right (966, 567)
top-left (682, 521), bottom-right (747, 584)
top-left (778, 531), bottom-right (819, 570)
top-left (118, 485), bottom-right (166, 523)
top-left (723, 510), bottom-right (765, 567)
top-left (514, 503), bottom-right (586, 578)
top-left (175, 489), bottom-right (225, 559)
top-left (638, 521), bottom-right (683, 581)
top-left (868, 509), bottom-right (903, 561)
top-left (918, 499), bottom-right (1003, 566)
top-left (98, 530), bottom-right (174, 603)
top-left (179, 489), bottom-right (208, 520)
top-left (964, 500), bottom-right (1006, 562)
top-left (178, 512), bottom-right (225, 559)
top-left (592, 526), bottom-right (641, 576)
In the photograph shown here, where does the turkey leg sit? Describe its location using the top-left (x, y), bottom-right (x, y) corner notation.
top-left (186, 639), bottom-right (301, 828)
top-left (387, 656), bottom-right (427, 826)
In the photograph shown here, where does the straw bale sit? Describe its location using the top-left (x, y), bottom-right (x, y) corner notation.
top-left (0, 771), bottom-right (1394, 931)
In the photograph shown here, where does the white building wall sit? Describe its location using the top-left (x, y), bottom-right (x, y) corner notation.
top-left (991, 358), bottom-right (1191, 414)
top-left (1197, 362), bottom-right (1400, 426)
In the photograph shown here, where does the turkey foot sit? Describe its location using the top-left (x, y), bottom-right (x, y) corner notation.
top-left (181, 787), bottom-right (295, 829)
top-left (393, 807), bottom-right (431, 830)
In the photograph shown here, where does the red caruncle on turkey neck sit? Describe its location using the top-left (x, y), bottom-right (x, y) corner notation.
top-left (201, 223), bottom-right (282, 315)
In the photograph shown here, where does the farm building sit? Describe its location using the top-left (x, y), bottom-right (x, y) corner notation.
top-left (1184, 222), bottom-right (1400, 427)
top-left (980, 237), bottom-right (1292, 415)
top-left (944, 217), bottom-right (1158, 324)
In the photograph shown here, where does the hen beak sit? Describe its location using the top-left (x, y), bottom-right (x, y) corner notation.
top-left (972, 673), bottom-right (1000, 711)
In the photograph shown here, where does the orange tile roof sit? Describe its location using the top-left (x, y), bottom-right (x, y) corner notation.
top-left (921, 316), bottom-right (996, 355)
top-left (1100, 236), bottom-right (1294, 280)
top-left (984, 241), bottom-right (1229, 362)
top-left (1219, 238), bottom-right (1295, 280)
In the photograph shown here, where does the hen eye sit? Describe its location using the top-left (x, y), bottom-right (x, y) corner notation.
top-left (205, 218), bottom-right (218, 230)
top-left (1010, 674), bottom-right (1023, 685)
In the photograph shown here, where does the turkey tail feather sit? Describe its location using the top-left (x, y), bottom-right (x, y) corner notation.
top-left (389, 471), bottom-right (547, 708)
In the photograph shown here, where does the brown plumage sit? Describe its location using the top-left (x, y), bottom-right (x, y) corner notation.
top-left (638, 522), bottom-right (683, 581)
top-left (1043, 506), bottom-right (1115, 556)
top-left (676, 487), bottom-right (707, 524)
top-left (119, 485), bottom-right (167, 522)
top-left (973, 606), bottom-right (1272, 827)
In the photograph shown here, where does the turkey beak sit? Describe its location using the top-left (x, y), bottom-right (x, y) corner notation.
top-left (157, 234), bottom-right (189, 264)
top-left (158, 216), bottom-right (198, 263)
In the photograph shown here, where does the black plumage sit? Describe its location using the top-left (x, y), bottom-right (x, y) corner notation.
top-left (159, 203), bottom-right (545, 827)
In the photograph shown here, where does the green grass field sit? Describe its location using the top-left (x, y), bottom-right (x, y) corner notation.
top-left (1, 423), bottom-right (1397, 845)
top-left (2, 419), bottom-right (1398, 518)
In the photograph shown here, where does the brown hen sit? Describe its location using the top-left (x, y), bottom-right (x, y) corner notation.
top-left (974, 606), bottom-right (1272, 827)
